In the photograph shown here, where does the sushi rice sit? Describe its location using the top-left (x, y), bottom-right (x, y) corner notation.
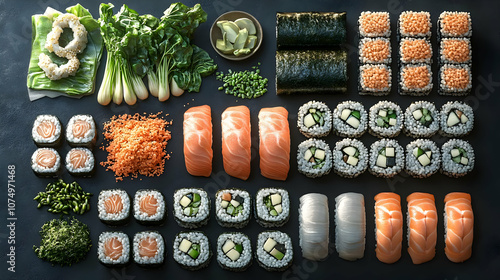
top-left (97, 231), bottom-right (130, 266)
top-left (254, 188), bottom-right (290, 228)
top-left (217, 232), bottom-right (252, 271)
top-left (405, 139), bottom-right (441, 178)
top-left (441, 139), bottom-right (475, 178)
top-left (255, 231), bottom-right (293, 271)
top-left (404, 101), bottom-right (440, 138)
top-left (333, 138), bottom-right (368, 178)
top-left (173, 231), bottom-right (212, 270)
top-left (297, 138), bottom-right (333, 178)
top-left (333, 101), bottom-right (368, 137)
top-left (297, 100), bottom-right (333, 138)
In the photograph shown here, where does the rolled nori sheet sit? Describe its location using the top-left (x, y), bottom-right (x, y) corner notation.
top-left (276, 50), bottom-right (347, 94)
top-left (276, 12), bottom-right (347, 49)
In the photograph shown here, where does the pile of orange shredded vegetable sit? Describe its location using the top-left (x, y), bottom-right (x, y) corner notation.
top-left (101, 112), bottom-right (172, 181)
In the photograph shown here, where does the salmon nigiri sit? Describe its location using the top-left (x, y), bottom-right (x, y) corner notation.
top-left (258, 107), bottom-right (290, 181)
top-left (375, 192), bottom-right (403, 264)
top-left (407, 192), bottom-right (438, 264)
top-left (184, 105), bottom-right (213, 177)
top-left (444, 192), bottom-right (473, 263)
top-left (221, 106), bottom-right (251, 180)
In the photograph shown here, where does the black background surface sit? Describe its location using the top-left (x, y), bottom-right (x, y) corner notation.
top-left (1, 0), bottom-right (500, 279)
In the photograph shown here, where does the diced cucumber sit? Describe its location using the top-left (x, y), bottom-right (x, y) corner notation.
top-left (460, 156), bottom-right (469, 165)
top-left (188, 248), bottom-right (200, 259)
top-left (270, 193), bottom-right (282, 205)
top-left (379, 148), bottom-right (386, 156)
top-left (192, 201), bottom-right (201, 208)
top-left (270, 209), bottom-right (278, 216)
top-left (270, 248), bottom-right (285, 260)
top-left (314, 149), bottom-right (325, 160)
top-left (412, 109), bottom-right (423, 120)
top-left (347, 156), bottom-right (359, 166)
top-left (226, 204), bottom-right (235, 215)
top-left (346, 116), bottom-right (360, 128)
top-left (319, 116), bottom-right (324, 126)
top-left (234, 243), bottom-right (243, 254)
top-left (418, 154), bottom-right (431, 166)
top-left (447, 112), bottom-right (460, 127)
top-left (388, 117), bottom-right (397, 126)
top-left (274, 204), bottom-right (283, 214)
top-left (179, 239), bottom-right (192, 253)
top-left (422, 108), bottom-right (428, 115)
top-left (303, 149), bottom-right (313, 161)
top-left (192, 207), bottom-right (199, 215)
top-left (376, 117), bottom-right (385, 127)
top-left (388, 109), bottom-right (394, 115)
top-left (378, 110), bottom-right (387, 117)
top-left (183, 207), bottom-right (193, 216)
top-left (386, 147), bottom-right (395, 157)
top-left (343, 146), bottom-right (357, 156)
top-left (312, 113), bottom-right (320, 123)
top-left (388, 113), bottom-right (397, 119)
top-left (341, 109), bottom-right (351, 121)
top-left (351, 110), bottom-right (361, 119)
top-left (304, 114), bottom-right (316, 128)
top-left (452, 156), bottom-right (461, 163)
top-left (193, 193), bottom-right (201, 202)
top-left (376, 155), bottom-right (387, 168)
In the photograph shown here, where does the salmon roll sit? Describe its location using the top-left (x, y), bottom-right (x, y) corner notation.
top-left (66, 114), bottom-right (97, 148)
top-left (439, 64), bottom-right (472, 96)
top-left (444, 192), bottom-right (473, 263)
top-left (65, 147), bottom-right (95, 177)
top-left (133, 189), bottom-right (167, 226)
top-left (31, 148), bottom-right (61, 177)
top-left (398, 11), bottom-right (431, 38)
top-left (438, 12), bottom-right (472, 38)
top-left (183, 105), bottom-right (213, 177)
top-left (133, 231), bottom-right (165, 267)
top-left (32, 115), bottom-right (62, 147)
top-left (98, 189), bottom-right (131, 226)
top-left (173, 231), bottom-right (212, 270)
top-left (358, 12), bottom-right (391, 38)
top-left (98, 231), bottom-right (130, 267)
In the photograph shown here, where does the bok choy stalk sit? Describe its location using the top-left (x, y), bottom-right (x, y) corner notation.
top-left (97, 3), bottom-right (158, 105)
top-left (148, 3), bottom-right (217, 101)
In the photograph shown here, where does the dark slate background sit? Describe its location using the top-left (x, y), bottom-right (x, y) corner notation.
top-left (1, 0), bottom-right (499, 279)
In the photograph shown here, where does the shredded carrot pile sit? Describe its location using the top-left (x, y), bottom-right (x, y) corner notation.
top-left (101, 112), bottom-right (172, 181)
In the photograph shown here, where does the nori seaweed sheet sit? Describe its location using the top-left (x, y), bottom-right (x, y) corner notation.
top-left (276, 50), bottom-right (348, 94)
top-left (276, 12), bottom-right (347, 49)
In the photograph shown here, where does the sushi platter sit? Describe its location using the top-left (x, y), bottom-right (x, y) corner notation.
top-left (1, 0), bottom-right (500, 279)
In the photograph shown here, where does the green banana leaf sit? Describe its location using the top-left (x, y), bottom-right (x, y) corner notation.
top-left (27, 4), bottom-right (103, 96)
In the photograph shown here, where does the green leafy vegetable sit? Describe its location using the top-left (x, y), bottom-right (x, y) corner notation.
top-left (27, 4), bottom-right (103, 96)
top-left (33, 217), bottom-right (92, 266)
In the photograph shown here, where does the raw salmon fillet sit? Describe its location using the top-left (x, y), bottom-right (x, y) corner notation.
top-left (183, 105), bottom-right (213, 177)
top-left (258, 107), bottom-right (290, 181)
top-left (221, 106), bottom-right (251, 180)
top-left (407, 192), bottom-right (437, 264)
top-left (375, 192), bottom-right (403, 264)
top-left (444, 192), bottom-right (473, 263)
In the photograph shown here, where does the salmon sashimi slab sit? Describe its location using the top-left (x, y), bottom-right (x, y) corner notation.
top-left (374, 192), bottom-right (403, 264)
top-left (407, 192), bottom-right (438, 264)
top-left (444, 192), bottom-right (473, 263)
top-left (221, 106), bottom-right (252, 180)
top-left (258, 107), bottom-right (290, 181)
top-left (184, 105), bottom-right (213, 177)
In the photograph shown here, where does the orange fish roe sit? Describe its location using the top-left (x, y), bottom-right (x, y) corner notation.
top-left (400, 12), bottom-right (430, 36)
top-left (361, 39), bottom-right (390, 63)
top-left (442, 39), bottom-right (470, 63)
top-left (101, 112), bottom-right (172, 181)
top-left (401, 39), bottom-right (432, 62)
top-left (359, 12), bottom-right (390, 36)
top-left (441, 13), bottom-right (470, 36)
top-left (402, 66), bottom-right (430, 89)
top-left (362, 67), bottom-right (390, 89)
top-left (443, 68), bottom-right (470, 89)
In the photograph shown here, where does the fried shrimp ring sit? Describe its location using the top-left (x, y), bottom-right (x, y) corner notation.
top-left (39, 13), bottom-right (88, 80)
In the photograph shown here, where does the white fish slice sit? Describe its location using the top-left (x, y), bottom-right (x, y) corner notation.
top-left (299, 193), bottom-right (329, 261)
top-left (335, 192), bottom-right (366, 261)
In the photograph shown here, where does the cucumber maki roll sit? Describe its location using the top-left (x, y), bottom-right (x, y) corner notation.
top-left (66, 114), bottom-right (97, 148)
top-left (133, 189), bottom-right (167, 226)
top-left (97, 231), bottom-right (130, 267)
top-left (333, 101), bottom-right (368, 137)
top-left (173, 188), bottom-right (210, 229)
top-left (333, 138), bottom-right (369, 178)
top-left (439, 64), bottom-right (472, 96)
top-left (98, 189), bottom-right (131, 226)
top-left (276, 50), bottom-right (348, 95)
top-left (276, 12), bottom-right (346, 49)
top-left (358, 12), bottom-right (391, 38)
top-left (439, 101), bottom-right (474, 137)
top-left (441, 139), bottom-right (475, 178)
top-left (369, 101), bottom-right (403, 138)
top-left (398, 11), bottom-right (431, 39)
top-left (439, 38), bottom-right (471, 65)
top-left (438, 12), bottom-right (472, 39)
top-left (133, 231), bottom-right (165, 267)
top-left (297, 101), bottom-right (332, 138)
top-left (217, 232), bottom-right (252, 271)
top-left (405, 139), bottom-right (441, 178)
top-left (399, 64), bottom-right (433, 96)
top-left (359, 38), bottom-right (391, 64)
top-left (65, 148), bottom-right (95, 177)
top-left (215, 189), bottom-right (251, 228)
top-left (369, 139), bottom-right (404, 178)
top-left (173, 231), bottom-right (212, 270)
top-left (31, 148), bottom-right (61, 177)
top-left (399, 38), bottom-right (432, 64)
top-left (32, 115), bottom-right (62, 147)
top-left (359, 64), bottom-right (392, 96)
top-left (404, 101), bottom-right (440, 138)
top-left (297, 138), bottom-right (332, 178)
top-left (254, 188), bottom-right (290, 228)
top-left (255, 231), bottom-right (293, 272)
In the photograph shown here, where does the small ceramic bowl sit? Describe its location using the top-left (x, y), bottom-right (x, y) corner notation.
top-left (210, 11), bottom-right (263, 61)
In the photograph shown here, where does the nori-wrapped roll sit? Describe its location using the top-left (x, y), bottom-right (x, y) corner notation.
top-left (276, 12), bottom-right (346, 49)
top-left (276, 50), bottom-right (347, 94)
